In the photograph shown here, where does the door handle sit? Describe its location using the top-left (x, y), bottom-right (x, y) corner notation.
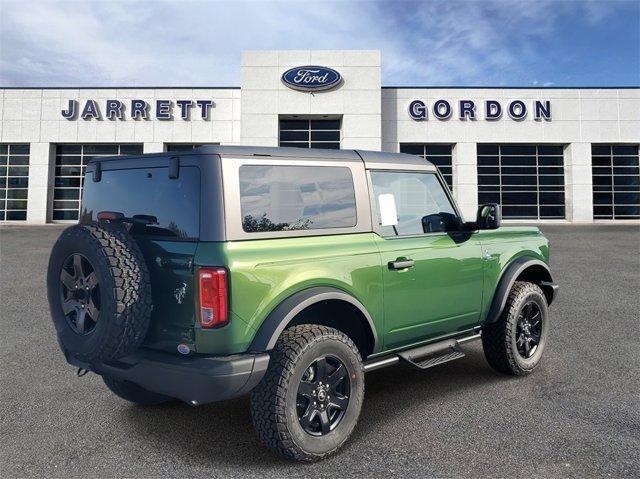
top-left (388, 259), bottom-right (415, 270)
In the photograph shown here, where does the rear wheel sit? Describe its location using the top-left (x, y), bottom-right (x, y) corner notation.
top-left (102, 375), bottom-right (171, 406)
top-left (482, 281), bottom-right (549, 375)
top-left (250, 325), bottom-right (364, 461)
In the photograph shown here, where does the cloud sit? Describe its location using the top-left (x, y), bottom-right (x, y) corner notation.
top-left (371, 0), bottom-right (629, 86)
top-left (0, 0), bottom-right (635, 87)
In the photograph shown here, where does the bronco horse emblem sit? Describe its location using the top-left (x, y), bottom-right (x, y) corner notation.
top-left (174, 283), bottom-right (187, 304)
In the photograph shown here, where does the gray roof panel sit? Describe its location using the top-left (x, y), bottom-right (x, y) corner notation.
top-left (194, 145), bottom-right (361, 161)
top-left (193, 145), bottom-right (436, 171)
top-left (355, 149), bottom-right (436, 171)
top-left (90, 145), bottom-right (436, 172)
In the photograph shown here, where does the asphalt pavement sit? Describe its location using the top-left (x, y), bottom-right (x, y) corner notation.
top-left (1, 224), bottom-right (639, 478)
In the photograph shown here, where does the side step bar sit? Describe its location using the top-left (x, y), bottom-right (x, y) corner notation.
top-left (399, 341), bottom-right (465, 370)
top-left (363, 332), bottom-right (481, 373)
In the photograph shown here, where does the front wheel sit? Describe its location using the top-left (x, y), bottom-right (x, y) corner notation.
top-left (482, 281), bottom-right (549, 376)
top-left (250, 325), bottom-right (364, 461)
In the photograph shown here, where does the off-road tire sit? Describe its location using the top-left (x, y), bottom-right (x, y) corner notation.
top-left (482, 281), bottom-right (549, 376)
top-left (250, 325), bottom-right (365, 461)
top-left (47, 223), bottom-right (152, 363)
top-left (102, 375), bottom-right (170, 405)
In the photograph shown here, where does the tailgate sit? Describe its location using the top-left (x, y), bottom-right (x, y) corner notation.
top-left (81, 163), bottom-right (202, 354)
top-left (136, 238), bottom-right (198, 352)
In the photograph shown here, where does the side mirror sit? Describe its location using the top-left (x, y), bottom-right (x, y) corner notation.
top-left (421, 212), bottom-right (460, 233)
top-left (476, 203), bottom-right (501, 230)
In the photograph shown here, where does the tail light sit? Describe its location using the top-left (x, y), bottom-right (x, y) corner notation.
top-left (97, 211), bottom-right (125, 222)
top-left (198, 268), bottom-right (228, 328)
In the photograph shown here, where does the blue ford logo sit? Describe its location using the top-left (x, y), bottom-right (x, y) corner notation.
top-left (281, 66), bottom-right (342, 92)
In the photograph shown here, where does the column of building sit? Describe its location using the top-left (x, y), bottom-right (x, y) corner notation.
top-left (564, 143), bottom-right (594, 223)
top-left (26, 143), bottom-right (55, 224)
top-left (452, 143), bottom-right (478, 222)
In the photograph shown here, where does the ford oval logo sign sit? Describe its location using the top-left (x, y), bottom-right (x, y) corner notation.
top-left (281, 66), bottom-right (342, 92)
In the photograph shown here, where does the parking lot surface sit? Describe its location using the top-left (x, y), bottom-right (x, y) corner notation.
top-left (1, 224), bottom-right (639, 478)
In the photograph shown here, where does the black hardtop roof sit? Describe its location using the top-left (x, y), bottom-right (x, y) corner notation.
top-left (89, 145), bottom-right (435, 170)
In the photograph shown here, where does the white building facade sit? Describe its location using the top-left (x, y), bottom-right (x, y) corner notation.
top-left (1, 50), bottom-right (638, 224)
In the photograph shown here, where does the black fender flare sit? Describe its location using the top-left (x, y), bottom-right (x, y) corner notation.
top-left (485, 257), bottom-right (557, 324)
top-left (249, 286), bottom-right (378, 353)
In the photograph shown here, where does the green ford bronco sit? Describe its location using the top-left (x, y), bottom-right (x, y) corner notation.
top-left (47, 145), bottom-right (557, 461)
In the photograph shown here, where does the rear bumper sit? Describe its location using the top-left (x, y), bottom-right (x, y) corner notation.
top-left (65, 348), bottom-right (270, 405)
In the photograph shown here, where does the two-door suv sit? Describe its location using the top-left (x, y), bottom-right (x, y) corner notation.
top-left (48, 145), bottom-right (557, 461)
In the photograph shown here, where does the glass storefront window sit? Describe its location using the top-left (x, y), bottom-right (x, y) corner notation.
top-left (477, 144), bottom-right (566, 219)
top-left (400, 144), bottom-right (453, 190)
top-left (53, 144), bottom-right (143, 221)
top-left (166, 144), bottom-right (219, 152)
top-left (279, 119), bottom-right (341, 149)
top-left (592, 145), bottom-right (640, 219)
top-left (0, 144), bottom-right (30, 221)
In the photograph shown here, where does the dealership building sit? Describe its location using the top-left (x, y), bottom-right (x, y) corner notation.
top-left (0, 50), bottom-right (638, 224)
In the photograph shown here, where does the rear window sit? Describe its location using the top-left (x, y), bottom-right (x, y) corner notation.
top-left (81, 166), bottom-right (200, 239)
top-left (239, 165), bottom-right (357, 232)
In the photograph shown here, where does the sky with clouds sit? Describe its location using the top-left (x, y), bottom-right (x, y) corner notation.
top-left (0, 0), bottom-right (638, 87)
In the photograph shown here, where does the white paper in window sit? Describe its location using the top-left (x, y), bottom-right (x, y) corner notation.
top-left (378, 193), bottom-right (398, 226)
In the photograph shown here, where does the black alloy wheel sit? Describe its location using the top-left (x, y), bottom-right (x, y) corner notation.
top-left (59, 253), bottom-right (100, 335)
top-left (296, 355), bottom-right (350, 436)
top-left (251, 325), bottom-right (365, 461)
top-left (515, 301), bottom-right (543, 359)
top-left (481, 281), bottom-right (549, 376)
top-left (48, 223), bottom-right (153, 362)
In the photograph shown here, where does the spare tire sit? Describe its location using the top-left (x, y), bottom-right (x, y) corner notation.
top-left (47, 222), bottom-right (152, 363)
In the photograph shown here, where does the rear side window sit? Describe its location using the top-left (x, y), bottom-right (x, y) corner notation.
top-left (239, 165), bottom-right (357, 232)
top-left (81, 166), bottom-right (200, 239)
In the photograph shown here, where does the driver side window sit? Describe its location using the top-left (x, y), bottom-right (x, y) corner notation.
top-left (370, 171), bottom-right (458, 237)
